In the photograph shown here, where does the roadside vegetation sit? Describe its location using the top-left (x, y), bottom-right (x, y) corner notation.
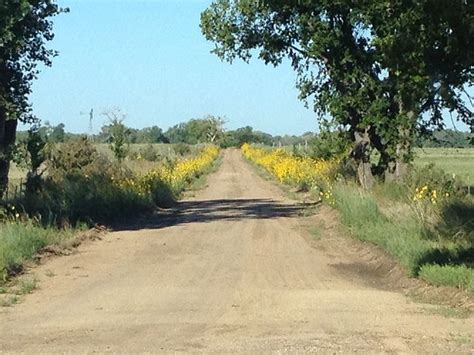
top-left (1, 129), bottom-right (220, 286)
top-left (242, 144), bottom-right (474, 293)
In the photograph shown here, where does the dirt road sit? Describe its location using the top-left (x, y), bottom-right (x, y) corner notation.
top-left (1, 150), bottom-right (472, 353)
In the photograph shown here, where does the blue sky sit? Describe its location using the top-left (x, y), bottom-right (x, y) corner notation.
top-left (28, 0), bottom-right (469, 135)
top-left (28, 0), bottom-right (318, 135)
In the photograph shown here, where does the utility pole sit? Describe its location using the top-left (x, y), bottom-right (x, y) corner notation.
top-left (80, 109), bottom-right (94, 141)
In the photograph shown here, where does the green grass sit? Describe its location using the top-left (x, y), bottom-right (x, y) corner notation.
top-left (334, 184), bottom-right (429, 274)
top-left (419, 264), bottom-right (474, 292)
top-left (0, 222), bottom-right (82, 283)
top-left (413, 148), bottom-right (474, 185)
top-left (333, 184), bottom-right (473, 292)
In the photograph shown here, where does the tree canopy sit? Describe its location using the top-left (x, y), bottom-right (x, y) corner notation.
top-left (0, 0), bottom-right (65, 196)
top-left (165, 116), bottom-right (225, 145)
top-left (201, 0), bottom-right (473, 187)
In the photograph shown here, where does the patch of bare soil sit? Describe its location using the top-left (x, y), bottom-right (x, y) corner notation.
top-left (0, 149), bottom-right (472, 353)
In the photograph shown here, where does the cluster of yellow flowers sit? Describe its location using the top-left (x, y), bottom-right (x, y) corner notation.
top-left (117, 146), bottom-right (220, 199)
top-left (241, 144), bottom-right (339, 204)
top-left (413, 185), bottom-right (450, 205)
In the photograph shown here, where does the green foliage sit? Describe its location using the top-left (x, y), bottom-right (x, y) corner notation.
top-left (333, 183), bottom-right (473, 291)
top-left (405, 163), bottom-right (464, 198)
top-left (438, 199), bottom-right (474, 244)
top-left (201, 0), bottom-right (474, 182)
top-left (0, 0), bottom-right (66, 198)
top-left (310, 126), bottom-right (351, 160)
top-left (129, 126), bottom-right (168, 144)
top-left (173, 143), bottom-right (191, 156)
top-left (107, 118), bottom-right (129, 162)
top-left (0, 1), bottom-right (66, 123)
top-left (14, 138), bottom-right (149, 225)
top-left (417, 130), bottom-right (472, 148)
top-left (420, 264), bottom-right (474, 292)
top-left (165, 115), bottom-right (225, 145)
top-left (221, 126), bottom-right (274, 147)
top-left (12, 127), bottom-right (48, 195)
top-left (139, 144), bottom-right (160, 162)
top-left (9, 140), bottom-right (220, 225)
top-left (0, 221), bottom-right (79, 282)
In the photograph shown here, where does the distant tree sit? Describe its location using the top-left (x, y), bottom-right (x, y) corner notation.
top-left (165, 122), bottom-right (189, 144)
top-left (165, 116), bottom-right (225, 144)
top-left (102, 109), bottom-right (130, 162)
top-left (221, 126), bottom-right (274, 147)
top-left (417, 129), bottom-right (471, 148)
top-left (127, 126), bottom-right (167, 144)
top-left (0, 1), bottom-right (66, 197)
top-left (143, 126), bottom-right (168, 143)
top-left (205, 115), bottom-right (225, 143)
top-left (39, 122), bottom-right (65, 143)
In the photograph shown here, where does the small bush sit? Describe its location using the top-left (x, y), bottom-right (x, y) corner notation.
top-left (174, 143), bottom-right (190, 156)
top-left (16, 138), bottom-right (150, 225)
top-left (405, 163), bottom-right (463, 198)
top-left (438, 199), bottom-right (474, 244)
top-left (419, 264), bottom-right (474, 292)
top-left (139, 144), bottom-right (160, 162)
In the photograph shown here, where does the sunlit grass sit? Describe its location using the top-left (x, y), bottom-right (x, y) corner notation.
top-left (413, 148), bottom-right (474, 185)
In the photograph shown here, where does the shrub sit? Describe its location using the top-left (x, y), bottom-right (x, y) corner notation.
top-left (12, 143), bottom-right (220, 225)
top-left (140, 144), bottom-right (159, 161)
top-left (437, 198), bottom-right (474, 244)
top-left (173, 143), bottom-right (191, 156)
top-left (15, 138), bottom-right (150, 225)
top-left (405, 163), bottom-right (464, 200)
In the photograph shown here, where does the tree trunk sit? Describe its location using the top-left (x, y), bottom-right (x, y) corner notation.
top-left (0, 109), bottom-right (18, 199)
top-left (351, 129), bottom-right (375, 190)
top-left (388, 110), bottom-right (415, 181)
top-left (384, 140), bottom-right (409, 182)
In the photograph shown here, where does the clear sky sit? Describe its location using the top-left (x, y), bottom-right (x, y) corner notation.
top-left (28, 0), bottom-right (319, 136)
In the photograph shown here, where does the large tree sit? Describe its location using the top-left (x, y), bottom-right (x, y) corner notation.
top-left (0, 1), bottom-right (65, 197)
top-left (201, 0), bottom-right (473, 187)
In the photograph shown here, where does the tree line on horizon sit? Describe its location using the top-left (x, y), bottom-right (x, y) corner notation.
top-left (16, 118), bottom-right (473, 150)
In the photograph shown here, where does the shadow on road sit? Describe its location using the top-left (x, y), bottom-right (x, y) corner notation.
top-left (113, 198), bottom-right (313, 231)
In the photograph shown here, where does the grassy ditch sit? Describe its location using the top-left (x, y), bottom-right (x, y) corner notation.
top-left (0, 222), bottom-right (84, 283)
top-left (333, 184), bottom-right (473, 293)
